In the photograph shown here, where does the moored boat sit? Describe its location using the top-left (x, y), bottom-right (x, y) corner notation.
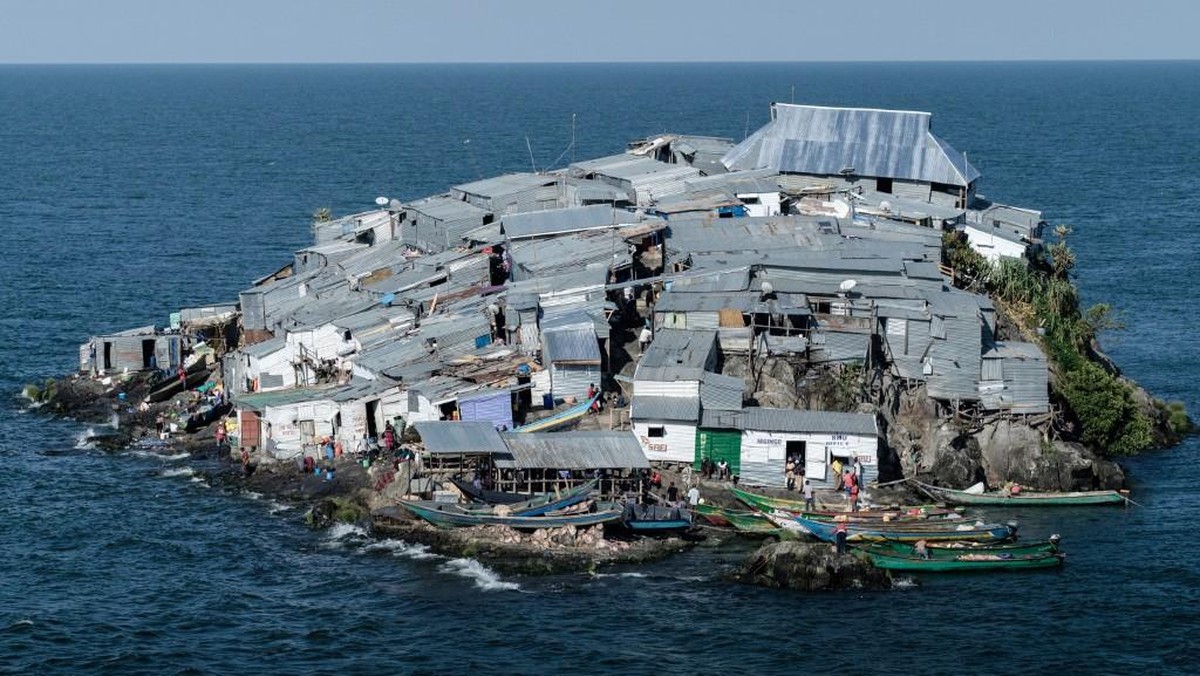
top-left (449, 477), bottom-right (534, 505)
top-left (857, 537), bottom-right (1060, 559)
top-left (793, 514), bottom-right (1017, 543)
top-left (912, 480), bottom-right (1128, 507)
top-left (512, 394), bottom-right (600, 433)
top-left (731, 486), bottom-right (959, 520)
top-left (620, 503), bottom-right (693, 534)
top-left (399, 498), bottom-right (623, 529)
top-left (456, 478), bottom-right (597, 516)
top-left (854, 540), bottom-right (1065, 572)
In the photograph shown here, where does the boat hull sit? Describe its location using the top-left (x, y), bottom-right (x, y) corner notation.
top-left (400, 499), bottom-right (621, 529)
top-left (856, 548), bottom-right (1065, 572)
top-left (793, 515), bottom-right (1017, 543)
top-left (914, 481), bottom-right (1127, 506)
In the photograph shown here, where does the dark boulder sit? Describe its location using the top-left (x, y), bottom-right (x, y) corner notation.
top-left (731, 540), bottom-right (890, 591)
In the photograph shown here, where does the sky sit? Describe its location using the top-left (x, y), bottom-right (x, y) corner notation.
top-left (1, 0), bottom-right (1197, 64)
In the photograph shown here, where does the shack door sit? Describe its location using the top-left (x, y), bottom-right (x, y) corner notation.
top-left (239, 410), bottom-right (262, 450)
top-left (695, 428), bottom-right (742, 474)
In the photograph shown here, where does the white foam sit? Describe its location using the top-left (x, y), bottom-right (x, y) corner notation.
top-left (159, 467), bottom-right (195, 478)
top-left (892, 577), bottom-right (919, 589)
top-left (74, 428), bottom-right (98, 449)
top-left (364, 539), bottom-right (439, 560)
top-left (325, 523), bottom-right (369, 543)
top-left (245, 491), bottom-right (264, 501)
top-left (439, 558), bottom-right (519, 591)
top-left (161, 452), bottom-right (190, 461)
top-left (267, 501), bottom-right (293, 514)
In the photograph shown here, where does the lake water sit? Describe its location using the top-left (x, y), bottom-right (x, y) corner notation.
top-left (1, 62), bottom-right (1197, 675)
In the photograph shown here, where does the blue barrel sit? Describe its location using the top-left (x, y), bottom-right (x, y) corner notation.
top-left (542, 393), bottom-right (554, 410)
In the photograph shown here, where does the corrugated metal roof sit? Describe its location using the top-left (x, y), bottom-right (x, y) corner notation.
top-left (406, 194), bottom-right (491, 222)
top-left (500, 431), bottom-right (649, 469)
top-left (503, 205), bottom-right (623, 240)
top-left (723, 103), bottom-right (981, 187)
top-left (234, 384), bottom-right (344, 411)
top-left (700, 407), bottom-right (877, 435)
top-left (543, 325), bottom-right (601, 364)
top-left (243, 336), bottom-right (287, 359)
top-left (638, 328), bottom-right (717, 371)
top-left (655, 289), bottom-right (755, 314)
top-left (700, 372), bottom-right (744, 411)
top-left (413, 421), bottom-right (508, 456)
top-left (631, 396), bottom-right (700, 423)
top-left (452, 173), bottom-right (555, 200)
top-left (810, 330), bottom-right (870, 363)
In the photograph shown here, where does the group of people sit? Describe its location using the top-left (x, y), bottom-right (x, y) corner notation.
top-left (831, 456), bottom-right (865, 512)
top-left (699, 457), bottom-right (730, 480)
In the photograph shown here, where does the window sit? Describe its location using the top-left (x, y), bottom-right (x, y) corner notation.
top-left (647, 426), bottom-right (665, 438)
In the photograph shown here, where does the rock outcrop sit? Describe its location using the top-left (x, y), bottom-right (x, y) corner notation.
top-left (731, 540), bottom-right (890, 591)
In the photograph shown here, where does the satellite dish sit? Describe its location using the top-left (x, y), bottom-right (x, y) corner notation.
top-left (832, 199), bottom-right (851, 219)
top-left (760, 281), bottom-right (774, 295)
top-left (375, 196), bottom-right (389, 207)
top-left (839, 279), bottom-right (858, 292)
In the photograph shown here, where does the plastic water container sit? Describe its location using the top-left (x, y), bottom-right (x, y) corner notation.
top-left (543, 393), bottom-right (554, 410)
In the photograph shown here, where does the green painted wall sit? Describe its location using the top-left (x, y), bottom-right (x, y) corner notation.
top-left (695, 428), bottom-right (741, 473)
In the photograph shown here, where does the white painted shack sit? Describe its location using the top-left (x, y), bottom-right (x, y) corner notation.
top-left (701, 407), bottom-right (878, 489)
top-left (630, 396), bottom-right (700, 464)
top-left (234, 386), bottom-right (343, 459)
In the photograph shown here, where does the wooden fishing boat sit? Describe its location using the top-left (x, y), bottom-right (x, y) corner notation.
top-left (620, 503), bottom-right (693, 534)
top-left (692, 502), bottom-right (735, 527)
top-left (854, 540), bottom-right (1065, 572)
top-left (793, 514), bottom-right (1018, 544)
top-left (399, 498), bottom-right (623, 529)
top-left (692, 503), bottom-right (780, 534)
top-left (512, 394), bottom-right (600, 433)
top-left (731, 486), bottom-right (959, 520)
top-left (449, 477), bottom-right (534, 505)
top-left (912, 480), bottom-right (1128, 507)
top-left (723, 510), bottom-right (780, 535)
top-left (456, 478), bottom-right (597, 517)
top-left (857, 537), bottom-right (1060, 559)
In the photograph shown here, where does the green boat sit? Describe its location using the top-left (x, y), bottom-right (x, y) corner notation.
top-left (854, 539), bottom-right (1065, 572)
top-left (912, 480), bottom-right (1129, 507)
top-left (730, 486), bottom-right (959, 520)
top-left (858, 537), bottom-right (1060, 559)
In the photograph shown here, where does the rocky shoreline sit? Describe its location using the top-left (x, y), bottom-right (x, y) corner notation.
top-left (29, 370), bottom-right (906, 589)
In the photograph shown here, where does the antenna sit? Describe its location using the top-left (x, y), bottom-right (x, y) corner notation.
top-left (525, 136), bottom-right (537, 173)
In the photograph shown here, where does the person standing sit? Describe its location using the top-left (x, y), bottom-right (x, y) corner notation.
top-left (666, 481), bottom-right (679, 504)
top-left (849, 480), bottom-right (860, 513)
top-left (803, 479), bottom-right (814, 512)
top-left (383, 422), bottom-right (396, 455)
top-left (834, 521), bottom-right (848, 555)
top-left (831, 457), bottom-right (844, 491)
top-left (785, 459), bottom-right (796, 491)
top-left (853, 457), bottom-right (864, 490)
top-left (638, 324), bottom-right (652, 355)
top-left (686, 484), bottom-right (700, 507)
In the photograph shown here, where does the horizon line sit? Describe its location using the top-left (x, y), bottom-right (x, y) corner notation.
top-left (1, 57), bottom-right (1198, 66)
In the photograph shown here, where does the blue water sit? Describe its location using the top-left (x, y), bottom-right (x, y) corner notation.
top-left (1, 62), bottom-right (1198, 675)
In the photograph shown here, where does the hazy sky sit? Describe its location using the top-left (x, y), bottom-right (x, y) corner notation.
top-left (1, 0), bottom-right (1196, 63)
